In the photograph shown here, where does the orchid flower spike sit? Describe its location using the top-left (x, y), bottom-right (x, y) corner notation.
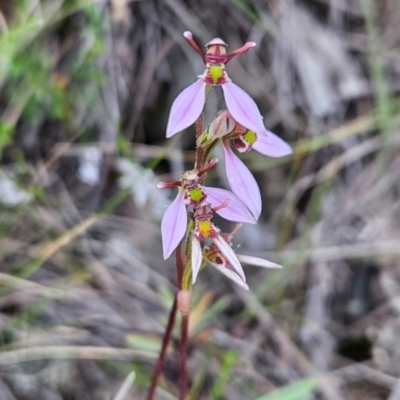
top-left (159, 169), bottom-right (256, 260)
top-left (166, 32), bottom-right (269, 139)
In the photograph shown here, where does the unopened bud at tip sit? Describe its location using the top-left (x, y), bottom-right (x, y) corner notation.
top-left (183, 31), bottom-right (193, 40)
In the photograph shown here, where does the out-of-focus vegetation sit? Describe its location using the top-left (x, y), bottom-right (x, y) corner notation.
top-left (1, 1), bottom-right (105, 151)
top-left (1, 0), bottom-right (400, 399)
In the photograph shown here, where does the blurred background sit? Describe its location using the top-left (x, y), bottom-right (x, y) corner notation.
top-left (1, 0), bottom-right (400, 399)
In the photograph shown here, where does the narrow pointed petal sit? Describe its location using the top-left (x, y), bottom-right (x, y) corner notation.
top-left (166, 79), bottom-right (207, 138)
top-left (191, 236), bottom-right (203, 284)
top-left (201, 186), bottom-right (256, 224)
top-left (253, 132), bottom-right (292, 158)
top-left (210, 262), bottom-right (249, 290)
top-left (237, 255), bottom-right (282, 269)
top-left (213, 234), bottom-right (246, 281)
top-left (222, 143), bottom-right (261, 220)
top-left (183, 31), bottom-right (205, 62)
top-left (226, 42), bottom-right (256, 62)
top-left (161, 190), bottom-right (187, 259)
top-left (222, 82), bottom-right (268, 136)
top-left (157, 180), bottom-right (180, 188)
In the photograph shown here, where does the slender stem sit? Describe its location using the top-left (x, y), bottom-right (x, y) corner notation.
top-left (176, 242), bottom-right (184, 290)
top-left (194, 85), bottom-right (212, 171)
top-left (146, 294), bottom-right (178, 400)
top-left (194, 112), bottom-right (205, 171)
top-left (179, 313), bottom-right (189, 400)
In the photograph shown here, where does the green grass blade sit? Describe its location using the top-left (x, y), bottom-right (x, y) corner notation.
top-left (209, 350), bottom-right (238, 400)
top-left (255, 378), bottom-right (317, 400)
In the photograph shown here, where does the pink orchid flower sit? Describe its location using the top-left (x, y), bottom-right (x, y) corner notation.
top-left (206, 110), bottom-right (292, 220)
top-left (159, 168), bottom-right (256, 260)
top-left (201, 225), bottom-right (282, 289)
top-left (166, 32), bottom-right (269, 139)
top-left (190, 204), bottom-right (246, 285)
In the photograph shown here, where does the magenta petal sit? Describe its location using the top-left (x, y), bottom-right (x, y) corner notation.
top-left (161, 189), bottom-right (187, 259)
top-left (166, 79), bottom-right (206, 138)
top-left (191, 236), bottom-right (203, 284)
top-left (201, 186), bottom-right (256, 224)
top-left (222, 82), bottom-right (268, 136)
top-left (213, 234), bottom-right (246, 281)
top-left (253, 131), bottom-right (292, 158)
top-left (222, 143), bottom-right (261, 220)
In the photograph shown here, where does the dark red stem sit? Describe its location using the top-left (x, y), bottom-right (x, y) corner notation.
top-left (146, 294), bottom-right (178, 400)
top-left (179, 314), bottom-right (189, 400)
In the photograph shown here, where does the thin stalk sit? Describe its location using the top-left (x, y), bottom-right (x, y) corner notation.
top-left (195, 112), bottom-right (206, 171)
top-left (195, 85), bottom-right (212, 171)
top-left (146, 294), bottom-right (178, 400)
top-left (176, 242), bottom-right (184, 290)
top-left (179, 314), bottom-right (189, 400)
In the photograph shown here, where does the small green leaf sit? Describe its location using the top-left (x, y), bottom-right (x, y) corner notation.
top-left (0, 120), bottom-right (14, 152)
top-left (126, 334), bottom-right (161, 353)
top-left (255, 378), bottom-right (318, 400)
top-left (210, 350), bottom-right (238, 400)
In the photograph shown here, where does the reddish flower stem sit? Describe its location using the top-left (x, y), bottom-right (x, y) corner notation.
top-left (176, 104), bottom-right (205, 399)
top-left (146, 293), bottom-right (178, 400)
top-left (179, 313), bottom-right (189, 400)
top-left (152, 85), bottom-right (206, 399)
